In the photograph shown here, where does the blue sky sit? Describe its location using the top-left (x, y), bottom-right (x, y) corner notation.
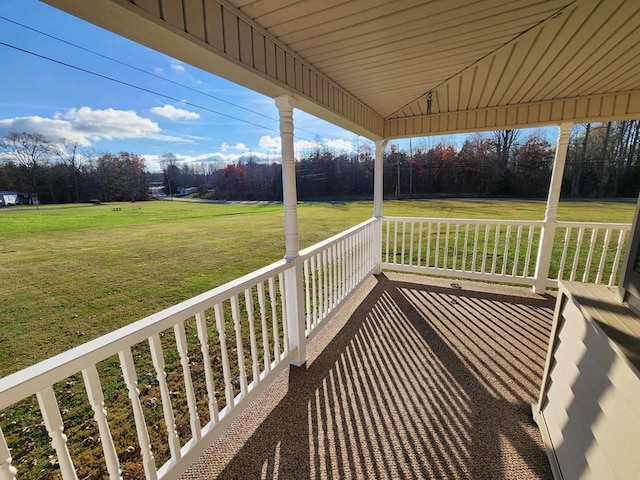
top-left (0, 0), bottom-right (553, 172)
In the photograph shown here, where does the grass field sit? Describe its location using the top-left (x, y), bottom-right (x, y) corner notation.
top-left (0, 198), bottom-right (635, 479)
top-left (0, 198), bottom-right (635, 377)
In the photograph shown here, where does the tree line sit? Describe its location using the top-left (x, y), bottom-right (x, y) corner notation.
top-left (1, 121), bottom-right (638, 205)
top-left (0, 132), bottom-right (148, 204)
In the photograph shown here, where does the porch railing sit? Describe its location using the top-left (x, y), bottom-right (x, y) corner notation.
top-left (0, 215), bottom-right (630, 479)
top-left (0, 218), bottom-right (377, 480)
top-left (300, 218), bottom-right (377, 338)
top-left (381, 217), bottom-right (631, 289)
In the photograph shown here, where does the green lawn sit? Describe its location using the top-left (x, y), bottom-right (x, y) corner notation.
top-left (0, 199), bottom-right (635, 377)
top-left (0, 198), bottom-right (635, 479)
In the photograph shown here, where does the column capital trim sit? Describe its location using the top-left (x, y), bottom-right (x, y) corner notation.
top-left (275, 94), bottom-right (296, 111)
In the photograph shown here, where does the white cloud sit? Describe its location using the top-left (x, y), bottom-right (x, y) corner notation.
top-left (150, 104), bottom-right (200, 121)
top-left (259, 135), bottom-right (281, 150)
top-left (171, 63), bottom-right (186, 72)
top-left (325, 138), bottom-right (354, 152)
top-left (0, 107), bottom-right (191, 146)
top-left (221, 142), bottom-right (249, 152)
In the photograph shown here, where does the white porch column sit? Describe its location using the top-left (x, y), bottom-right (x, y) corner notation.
top-left (275, 94), bottom-right (306, 366)
top-left (373, 140), bottom-right (387, 274)
top-left (533, 122), bottom-right (572, 293)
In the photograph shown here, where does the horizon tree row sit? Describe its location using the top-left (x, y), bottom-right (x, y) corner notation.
top-left (1, 121), bottom-right (638, 204)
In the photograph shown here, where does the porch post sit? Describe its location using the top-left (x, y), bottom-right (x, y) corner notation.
top-left (373, 139), bottom-right (387, 273)
top-left (275, 94), bottom-right (306, 366)
top-left (533, 122), bottom-right (572, 293)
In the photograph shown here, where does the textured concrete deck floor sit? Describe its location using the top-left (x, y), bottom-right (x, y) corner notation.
top-left (182, 272), bottom-right (555, 480)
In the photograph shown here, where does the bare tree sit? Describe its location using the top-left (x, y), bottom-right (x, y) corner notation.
top-left (54, 139), bottom-right (88, 203)
top-left (0, 131), bottom-right (52, 205)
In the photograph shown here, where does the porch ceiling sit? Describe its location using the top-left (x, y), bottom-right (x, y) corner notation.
top-left (43, 0), bottom-right (640, 139)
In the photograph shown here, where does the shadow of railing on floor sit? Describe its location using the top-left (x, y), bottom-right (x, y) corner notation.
top-left (213, 274), bottom-right (556, 479)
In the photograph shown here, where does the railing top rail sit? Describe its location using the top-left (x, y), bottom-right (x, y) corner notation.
top-left (0, 258), bottom-right (289, 410)
top-left (382, 216), bottom-right (544, 226)
top-left (555, 220), bottom-right (632, 229)
top-left (299, 218), bottom-right (377, 260)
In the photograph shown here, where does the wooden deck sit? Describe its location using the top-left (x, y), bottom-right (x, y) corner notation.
top-left (181, 272), bottom-right (556, 480)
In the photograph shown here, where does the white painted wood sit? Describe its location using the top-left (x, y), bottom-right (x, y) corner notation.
top-left (214, 303), bottom-right (234, 410)
top-left (194, 313), bottom-right (220, 425)
top-left (610, 229), bottom-right (627, 287)
top-left (502, 225), bottom-right (512, 276)
top-left (417, 222), bottom-right (424, 267)
top-left (443, 222), bottom-right (450, 270)
top-left (472, 224), bottom-right (479, 271)
top-left (491, 224), bottom-right (500, 274)
top-left (534, 123), bottom-right (571, 293)
top-left (481, 224), bottom-right (490, 273)
top-left (400, 221), bottom-right (406, 265)
top-left (512, 225), bottom-right (523, 277)
top-left (558, 227), bottom-right (572, 281)
top-left (570, 228), bottom-right (585, 282)
top-left (392, 220), bottom-right (398, 265)
top-left (174, 321), bottom-right (201, 442)
top-left (582, 228), bottom-right (598, 282)
top-left (524, 226), bottom-right (535, 279)
top-left (268, 277), bottom-right (281, 363)
top-left (426, 222), bottom-right (432, 268)
top-left (435, 222), bottom-right (441, 269)
top-left (257, 281), bottom-right (271, 374)
top-left (278, 271), bottom-right (290, 358)
top-left (276, 95), bottom-right (299, 261)
top-left (538, 281), bottom-right (640, 480)
top-left (595, 228), bottom-right (613, 284)
top-left (303, 260), bottom-right (312, 333)
top-left (452, 223), bottom-right (460, 271)
top-left (373, 140), bottom-right (385, 219)
top-left (244, 289), bottom-right (260, 385)
top-left (82, 365), bottom-right (122, 479)
top-left (119, 348), bottom-right (157, 480)
top-left (0, 427), bottom-right (16, 480)
top-left (230, 295), bottom-right (248, 396)
top-left (37, 386), bottom-right (78, 480)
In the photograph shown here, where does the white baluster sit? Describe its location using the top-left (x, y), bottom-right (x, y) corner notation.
top-left (322, 249), bottom-right (329, 316)
top-left (512, 225), bottom-right (523, 277)
top-left (214, 303), bottom-right (235, 410)
top-left (385, 219), bottom-right (390, 264)
top-left (82, 366), bottom-right (122, 479)
top-left (609, 230), bottom-right (627, 286)
top-left (278, 272), bottom-right (289, 356)
top-left (0, 426), bottom-right (17, 480)
top-left (311, 255), bottom-right (318, 329)
top-left (148, 334), bottom-right (182, 461)
top-left (195, 313), bottom-right (220, 425)
top-left (303, 260), bottom-right (311, 333)
top-left (119, 348), bottom-right (157, 480)
top-left (268, 277), bottom-right (281, 362)
top-left (502, 225), bottom-right (512, 276)
top-left (392, 220), bottom-right (398, 264)
top-left (174, 321), bottom-right (201, 442)
top-left (244, 289), bottom-right (260, 385)
top-left (230, 295), bottom-right (249, 396)
top-left (582, 228), bottom-right (598, 282)
top-left (570, 228), bottom-right (585, 281)
top-left (426, 222), bottom-right (433, 268)
top-left (524, 225), bottom-right (535, 277)
top-left (462, 223), bottom-right (470, 271)
top-left (471, 224), bottom-right (479, 271)
top-left (36, 386), bottom-right (78, 480)
top-left (453, 223), bottom-right (460, 271)
top-left (257, 281), bottom-right (271, 374)
top-left (443, 222), bottom-right (450, 270)
top-left (434, 222), bottom-right (441, 269)
top-left (595, 228), bottom-right (612, 284)
top-left (491, 224), bottom-right (500, 274)
top-left (481, 224), bottom-right (490, 273)
top-left (417, 222), bottom-right (424, 267)
top-left (332, 243), bottom-right (339, 303)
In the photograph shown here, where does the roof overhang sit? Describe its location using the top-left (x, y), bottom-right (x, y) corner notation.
top-left (43, 0), bottom-right (640, 140)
